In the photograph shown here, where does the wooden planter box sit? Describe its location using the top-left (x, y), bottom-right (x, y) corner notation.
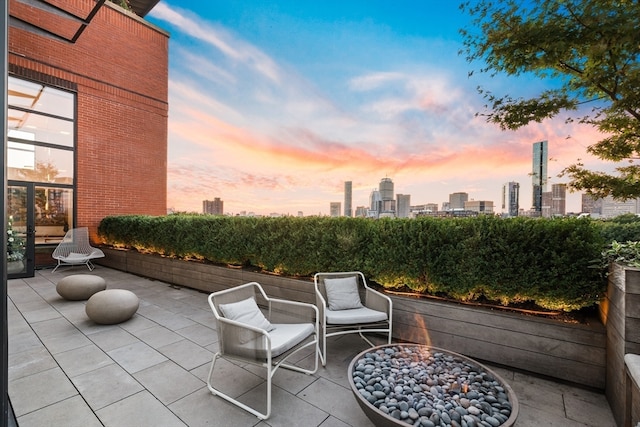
top-left (97, 247), bottom-right (606, 389)
top-left (600, 262), bottom-right (640, 426)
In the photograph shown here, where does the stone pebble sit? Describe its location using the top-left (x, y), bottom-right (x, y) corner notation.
top-left (351, 345), bottom-right (514, 426)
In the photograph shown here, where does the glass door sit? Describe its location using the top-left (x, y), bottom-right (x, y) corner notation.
top-left (7, 184), bottom-right (35, 278)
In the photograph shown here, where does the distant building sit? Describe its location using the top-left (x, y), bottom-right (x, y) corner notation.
top-left (203, 198), bottom-right (223, 215)
top-left (344, 181), bottom-right (353, 217)
top-left (552, 184), bottom-right (567, 216)
top-left (441, 201), bottom-right (450, 212)
top-left (532, 140), bottom-right (548, 212)
top-left (380, 199), bottom-right (396, 217)
top-left (330, 202), bottom-right (341, 217)
top-left (369, 189), bottom-right (381, 218)
top-left (410, 203), bottom-right (438, 217)
top-left (601, 196), bottom-right (640, 218)
top-left (396, 194), bottom-right (411, 218)
top-left (464, 200), bottom-right (494, 214)
top-left (449, 192), bottom-right (469, 211)
top-left (355, 206), bottom-right (368, 217)
top-left (502, 182), bottom-right (520, 217)
top-left (541, 191), bottom-right (552, 218)
top-left (580, 194), bottom-right (639, 218)
top-left (582, 194), bottom-right (603, 215)
top-left (297, 211), bottom-right (304, 217)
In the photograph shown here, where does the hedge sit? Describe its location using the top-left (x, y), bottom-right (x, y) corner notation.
top-left (98, 214), bottom-right (607, 311)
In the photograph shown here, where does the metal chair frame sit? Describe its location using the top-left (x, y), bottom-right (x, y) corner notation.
top-left (314, 271), bottom-right (392, 366)
top-left (207, 282), bottom-right (319, 419)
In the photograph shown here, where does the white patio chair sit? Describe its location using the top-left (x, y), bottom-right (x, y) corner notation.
top-left (207, 282), bottom-right (319, 420)
top-left (314, 271), bottom-right (392, 366)
top-left (51, 227), bottom-right (105, 272)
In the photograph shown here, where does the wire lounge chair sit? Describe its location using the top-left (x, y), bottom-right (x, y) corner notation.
top-left (314, 271), bottom-right (392, 366)
top-left (207, 282), bottom-right (319, 419)
top-left (51, 227), bottom-right (105, 273)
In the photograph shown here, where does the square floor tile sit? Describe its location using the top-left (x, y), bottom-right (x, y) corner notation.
top-left (71, 363), bottom-right (144, 410)
top-left (96, 391), bottom-right (187, 427)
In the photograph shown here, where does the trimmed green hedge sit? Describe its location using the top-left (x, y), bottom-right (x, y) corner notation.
top-left (98, 214), bottom-right (607, 311)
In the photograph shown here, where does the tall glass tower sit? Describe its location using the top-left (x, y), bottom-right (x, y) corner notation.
top-left (532, 140), bottom-right (548, 212)
top-left (502, 182), bottom-right (520, 217)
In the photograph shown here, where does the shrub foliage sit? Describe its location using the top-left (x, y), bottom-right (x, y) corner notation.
top-left (99, 214), bottom-right (608, 311)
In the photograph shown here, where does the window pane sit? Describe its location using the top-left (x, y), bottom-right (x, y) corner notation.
top-left (8, 108), bottom-right (74, 147)
top-left (35, 187), bottom-right (73, 244)
top-left (8, 76), bottom-right (74, 119)
top-left (8, 144), bottom-right (74, 184)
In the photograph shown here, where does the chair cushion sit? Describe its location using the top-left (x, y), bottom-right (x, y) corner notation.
top-left (240, 323), bottom-right (315, 358)
top-left (66, 252), bottom-right (90, 260)
top-left (219, 297), bottom-right (274, 343)
top-left (324, 276), bottom-right (363, 311)
top-left (326, 306), bottom-right (388, 325)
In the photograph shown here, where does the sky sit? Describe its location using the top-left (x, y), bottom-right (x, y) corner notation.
top-left (147, 1), bottom-right (609, 216)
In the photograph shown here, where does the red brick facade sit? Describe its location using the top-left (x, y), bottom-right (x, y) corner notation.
top-left (8, 0), bottom-right (168, 241)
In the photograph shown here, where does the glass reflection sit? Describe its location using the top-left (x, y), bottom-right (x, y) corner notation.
top-left (8, 76), bottom-right (74, 119)
top-left (35, 187), bottom-right (73, 244)
top-left (7, 144), bottom-right (73, 184)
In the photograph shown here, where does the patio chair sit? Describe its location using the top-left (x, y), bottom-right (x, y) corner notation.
top-left (51, 227), bottom-right (105, 272)
top-left (207, 282), bottom-right (319, 420)
top-left (314, 271), bottom-right (392, 366)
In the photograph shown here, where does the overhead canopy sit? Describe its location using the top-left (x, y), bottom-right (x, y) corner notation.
top-left (128, 0), bottom-right (160, 17)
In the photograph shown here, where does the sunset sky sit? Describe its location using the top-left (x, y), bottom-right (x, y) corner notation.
top-left (147, 1), bottom-right (608, 216)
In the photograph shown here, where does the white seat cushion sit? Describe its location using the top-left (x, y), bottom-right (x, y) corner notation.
top-left (326, 307), bottom-right (388, 325)
top-left (237, 323), bottom-right (315, 358)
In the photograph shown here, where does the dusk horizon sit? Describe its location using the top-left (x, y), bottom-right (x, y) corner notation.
top-left (148, 1), bottom-right (610, 216)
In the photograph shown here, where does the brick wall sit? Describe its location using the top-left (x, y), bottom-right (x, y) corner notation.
top-left (8, 0), bottom-right (169, 242)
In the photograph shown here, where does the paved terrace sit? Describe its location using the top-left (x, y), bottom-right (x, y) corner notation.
top-left (8, 266), bottom-right (616, 426)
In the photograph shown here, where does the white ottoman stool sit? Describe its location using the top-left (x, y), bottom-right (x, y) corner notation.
top-left (56, 274), bottom-right (106, 301)
top-left (86, 289), bottom-right (139, 325)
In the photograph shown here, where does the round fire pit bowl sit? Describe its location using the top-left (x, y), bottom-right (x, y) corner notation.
top-left (348, 344), bottom-right (518, 427)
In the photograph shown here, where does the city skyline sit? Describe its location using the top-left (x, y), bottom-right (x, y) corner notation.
top-left (148, 2), bottom-right (609, 216)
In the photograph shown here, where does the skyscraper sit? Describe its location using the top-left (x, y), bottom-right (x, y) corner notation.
top-left (532, 140), bottom-right (548, 212)
top-left (502, 182), bottom-right (520, 217)
top-left (379, 178), bottom-right (394, 201)
top-left (203, 198), bottom-right (223, 215)
top-left (344, 181), bottom-right (352, 217)
top-left (396, 194), bottom-right (411, 218)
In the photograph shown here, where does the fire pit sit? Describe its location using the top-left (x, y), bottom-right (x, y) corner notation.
top-left (348, 344), bottom-right (518, 427)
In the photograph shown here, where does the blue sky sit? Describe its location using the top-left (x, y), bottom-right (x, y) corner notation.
top-left (148, 1), bottom-right (603, 215)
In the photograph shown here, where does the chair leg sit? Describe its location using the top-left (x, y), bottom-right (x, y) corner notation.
top-left (52, 261), bottom-right (61, 273)
top-left (206, 351), bottom-right (271, 420)
top-left (358, 330), bottom-right (375, 347)
top-left (278, 339), bottom-right (319, 375)
top-left (319, 327), bottom-right (327, 367)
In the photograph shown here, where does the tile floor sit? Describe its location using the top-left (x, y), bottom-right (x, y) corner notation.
top-left (7, 266), bottom-right (617, 426)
